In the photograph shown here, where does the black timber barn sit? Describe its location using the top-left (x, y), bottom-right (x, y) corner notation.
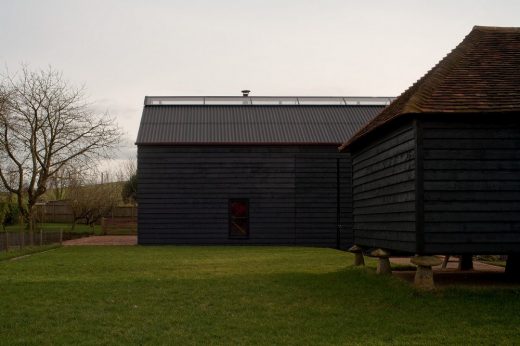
top-left (136, 96), bottom-right (389, 247)
top-left (341, 26), bottom-right (520, 257)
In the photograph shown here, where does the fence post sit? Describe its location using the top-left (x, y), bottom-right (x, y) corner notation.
top-left (19, 216), bottom-right (24, 250)
top-left (101, 217), bottom-right (106, 235)
top-left (40, 228), bottom-right (43, 246)
top-left (4, 229), bottom-right (8, 252)
top-left (60, 228), bottom-right (63, 245)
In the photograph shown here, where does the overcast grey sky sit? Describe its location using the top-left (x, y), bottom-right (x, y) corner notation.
top-left (1, 0), bottom-right (519, 159)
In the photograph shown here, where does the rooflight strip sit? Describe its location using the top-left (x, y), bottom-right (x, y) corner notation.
top-left (144, 96), bottom-right (394, 106)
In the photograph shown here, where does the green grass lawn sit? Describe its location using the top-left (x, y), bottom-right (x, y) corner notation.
top-left (0, 244), bottom-right (60, 261)
top-left (1, 246), bottom-right (519, 345)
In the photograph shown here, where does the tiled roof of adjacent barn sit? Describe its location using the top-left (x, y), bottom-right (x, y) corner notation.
top-left (340, 26), bottom-right (520, 151)
top-left (136, 97), bottom-right (391, 145)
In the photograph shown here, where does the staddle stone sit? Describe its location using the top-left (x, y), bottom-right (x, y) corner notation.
top-left (348, 245), bottom-right (365, 266)
top-left (348, 245), bottom-right (363, 253)
top-left (376, 257), bottom-right (392, 275)
top-left (414, 265), bottom-right (436, 290)
top-left (354, 253), bottom-right (365, 266)
top-left (370, 248), bottom-right (390, 258)
top-left (411, 256), bottom-right (441, 290)
top-left (368, 248), bottom-right (392, 275)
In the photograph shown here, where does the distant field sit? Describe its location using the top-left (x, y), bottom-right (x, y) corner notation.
top-left (1, 246), bottom-right (519, 345)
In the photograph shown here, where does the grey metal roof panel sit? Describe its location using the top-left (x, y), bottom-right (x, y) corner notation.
top-left (136, 105), bottom-right (384, 145)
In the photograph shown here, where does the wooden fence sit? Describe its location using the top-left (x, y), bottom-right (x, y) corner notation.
top-left (101, 217), bottom-right (137, 235)
top-left (35, 201), bottom-right (137, 224)
top-left (0, 230), bottom-right (90, 252)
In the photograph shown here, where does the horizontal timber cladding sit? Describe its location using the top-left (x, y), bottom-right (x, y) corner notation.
top-left (351, 120), bottom-right (417, 253)
top-left (295, 154), bottom-right (352, 248)
top-left (137, 145), bottom-right (352, 247)
top-left (420, 117), bottom-right (520, 254)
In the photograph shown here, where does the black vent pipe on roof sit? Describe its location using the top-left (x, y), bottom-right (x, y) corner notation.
top-left (241, 90), bottom-right (251, 97)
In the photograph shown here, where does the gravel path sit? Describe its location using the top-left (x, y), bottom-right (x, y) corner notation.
top-left (63, 236), bottom-right (137, 246)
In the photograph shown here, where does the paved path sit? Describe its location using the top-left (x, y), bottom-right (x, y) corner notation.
top-left (389, 256), bottom-right (512, 287)
top-left (390, 256), bottom-right (504, 272)
top-left (63, 235), bottom-right (137, 246)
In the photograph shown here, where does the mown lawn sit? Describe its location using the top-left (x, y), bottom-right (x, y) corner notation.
top-left (1, 246), bottom-right (519, 345)
top-left (0, 244), bottom-right (60, 261)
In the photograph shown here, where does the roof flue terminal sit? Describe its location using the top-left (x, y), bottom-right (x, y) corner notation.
top-left (241, 89), bottom-right (251, 97)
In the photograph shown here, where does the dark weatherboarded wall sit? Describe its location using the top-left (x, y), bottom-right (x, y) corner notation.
top-left (351, 120), bottom-right (417, 253)
top-left (350, 116), bottom-right (520, 255)
top-left (138, 145), bottom-right (352, 247)
top-left (421, 117), bottom-right (520, 254)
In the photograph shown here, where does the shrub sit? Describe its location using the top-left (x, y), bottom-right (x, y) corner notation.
top-left (0, 202), bottom-right (20, 228)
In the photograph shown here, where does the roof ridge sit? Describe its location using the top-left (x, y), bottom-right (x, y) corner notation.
top-left (473, 25), bottom-right (520, 32)
top-left (340, 25), bottom-right (520, 151)
top-left (407, 28), bottom-right (483, 112)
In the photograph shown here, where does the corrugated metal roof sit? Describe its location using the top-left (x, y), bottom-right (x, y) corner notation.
top-left (136, 105), bottom-right (384, 145)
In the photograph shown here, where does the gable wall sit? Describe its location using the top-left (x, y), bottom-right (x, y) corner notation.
top-left (137, 145), bottom-right (352, 248)
top-left (421, 117), bottom-right (520, 254)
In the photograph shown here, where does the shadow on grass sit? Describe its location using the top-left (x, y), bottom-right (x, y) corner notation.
top-left (2, 266), bottom-right (520, 345)
top-left (2, 246), bottom-right (520, 345)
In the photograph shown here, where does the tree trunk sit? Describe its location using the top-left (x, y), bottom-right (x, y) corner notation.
top-left (18, 215), bottom-right (24, 249)
top-left (28, 212), bottom-right (35, 246)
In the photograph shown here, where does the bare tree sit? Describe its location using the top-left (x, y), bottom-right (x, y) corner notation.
top-left (116, 159), bottom-right (137, 205)
top-left (121, 173), bottom-right (137, 205)
top-left (114, 159), bottom-right (136, 182)
top-left (67, 170), bottom-right (121, 230)
top-left (47, 166), bottom-right (72, 200)
top-left (0, 66), bottom-right (121, 235)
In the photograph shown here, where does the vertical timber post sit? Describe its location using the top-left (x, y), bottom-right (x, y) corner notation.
top-left (101, 217), bottom-right (106, 235)
top-left (458, 255), bottom-right (474, 271)
top-left (336, 158), bottom-right (341, 250)
top-left (414, 119), bottom-right (425, 256)
top-left (506, 254), bottom-right (520, 279)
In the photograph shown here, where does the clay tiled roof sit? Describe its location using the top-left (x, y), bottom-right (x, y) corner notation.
top-left (340, 26), bottom-right (520, 150)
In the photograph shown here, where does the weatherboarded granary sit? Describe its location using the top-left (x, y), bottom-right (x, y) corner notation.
top-left (340, 26), bottom-right (520, 272)
top-left (136, 96), bottom-right (389, 247)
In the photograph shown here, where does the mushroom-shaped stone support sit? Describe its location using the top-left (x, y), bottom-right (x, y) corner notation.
top-left (411, 256), bottom-right (443, 290)
top-left (370, 248), bottom-right (392, 275)
top-left (348, 245), bottom-right (365, 266)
